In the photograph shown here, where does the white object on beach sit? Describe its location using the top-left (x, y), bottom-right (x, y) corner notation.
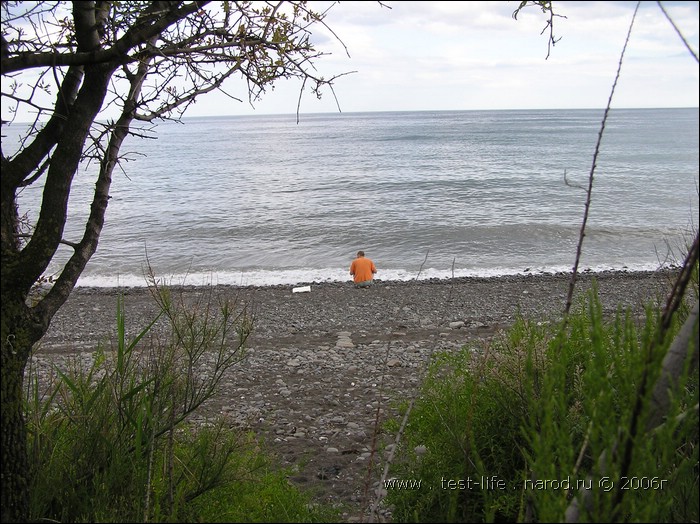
top-left (292, 285), bottom-right (311, 293)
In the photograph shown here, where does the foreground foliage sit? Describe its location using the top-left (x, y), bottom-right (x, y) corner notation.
top-left (24, 273), bottom-right (698, 522)
top-left (24, 283), bottom-right (339, 523)
top-left (386, 281), bottom-right (698, 523)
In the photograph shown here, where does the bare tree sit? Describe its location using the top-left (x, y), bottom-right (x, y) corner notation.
top-left (0, 2), bottom-right (353, 521)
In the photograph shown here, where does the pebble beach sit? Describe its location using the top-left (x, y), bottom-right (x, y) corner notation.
top-left (32, 269), bottom-right (680, 521)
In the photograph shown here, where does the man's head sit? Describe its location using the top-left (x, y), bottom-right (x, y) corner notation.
top-left (357, 251), bottom-right (365, 257)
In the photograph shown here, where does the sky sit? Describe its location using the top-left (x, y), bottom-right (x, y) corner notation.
top-left (194, 0), bottom-right (700, 116)
top-left (2, 1), bottom-right (698, 121)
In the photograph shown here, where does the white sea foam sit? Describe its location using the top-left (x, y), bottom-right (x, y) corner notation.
top-left (74, 261), bottom-right (667, 288)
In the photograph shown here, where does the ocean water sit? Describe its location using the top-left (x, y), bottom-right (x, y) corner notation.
top-left (14, 108), bottom-right (700, 287)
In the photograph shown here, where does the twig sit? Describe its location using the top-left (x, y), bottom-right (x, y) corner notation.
top-left (364, 252), bottom-right (462, 522)
top-left (361, 251), bottom-right (434, 520)
top-left (656, 1), bottom-right (699, 63)
top-left (563, 2), bottom-right (640, 322)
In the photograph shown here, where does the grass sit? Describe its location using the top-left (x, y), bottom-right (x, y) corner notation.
top-left (24, 282), bottom-right (341, 523)
top-left (384, 279), bottom-right (698, 523)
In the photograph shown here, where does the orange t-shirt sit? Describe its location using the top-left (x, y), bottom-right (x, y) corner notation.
top-left (350, 257), bottom-right (377, 283)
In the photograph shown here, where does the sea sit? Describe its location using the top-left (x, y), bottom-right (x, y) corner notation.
top-left (13, 108), bottom-right (700, 288)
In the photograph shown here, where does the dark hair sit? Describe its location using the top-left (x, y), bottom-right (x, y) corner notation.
top-left (357, 251), bottom-right (365, 257)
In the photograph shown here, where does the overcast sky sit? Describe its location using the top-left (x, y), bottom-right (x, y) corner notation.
top-left (3, 1), bottom-right (698, 122)
top-left (200, 0), bottom-right (699, 117)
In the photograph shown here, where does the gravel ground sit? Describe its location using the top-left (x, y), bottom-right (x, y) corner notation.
top-left (31, 269), bottom-right (678, 522)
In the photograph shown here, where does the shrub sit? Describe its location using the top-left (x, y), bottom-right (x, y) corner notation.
top-left (25, 283), bottom-right (339, 522)
top-left (386, 283), bottom-right (698, 522)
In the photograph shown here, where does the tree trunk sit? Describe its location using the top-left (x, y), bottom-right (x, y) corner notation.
top-left (1, 295), bottom-right (45, 523)
top-left (647, 298), bottom-right (699, 431)
top-left (0, 56), bottom-right (116, 522)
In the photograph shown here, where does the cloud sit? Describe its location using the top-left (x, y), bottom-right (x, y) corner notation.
top-left (225, 0), bottom-right (698, 115)
top-left (3, 1), bottom-right (698, 122)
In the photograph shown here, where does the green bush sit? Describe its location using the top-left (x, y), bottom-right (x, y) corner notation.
top-left (24, 284), bottom-right (339, 523)
top-left (386, 283), bottom-right (698, 523)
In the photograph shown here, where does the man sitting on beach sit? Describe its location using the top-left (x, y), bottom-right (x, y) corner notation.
top-left (350, 250), bottom-right (377, 288)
